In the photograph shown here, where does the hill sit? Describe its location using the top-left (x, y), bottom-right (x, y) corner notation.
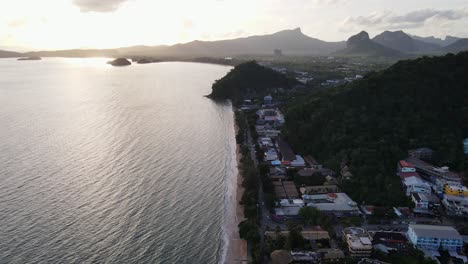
top-left (207, 61), bottom-right (297, 102)
top-left (373, 30), bottom-right (439, 53)
top-left (443, 38), bottom-right (468, 53)
top-left (411, 35), bottom-right (461, 47)
top-left (0, 50), bottom-right (22, 58)
top-left (160, 28), bottom-right (345, 57)
top-left (284, 51), bottom-right (468, 206)
top-left (334, 31), bottom-right (403, 58)
top-left (19, 28), bottom-right (345, 59)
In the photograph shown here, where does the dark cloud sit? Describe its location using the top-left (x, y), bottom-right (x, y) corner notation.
top-left (72, 0), bottom-right (129, 12)
top-left (344, 8), bottom-right (468, 30)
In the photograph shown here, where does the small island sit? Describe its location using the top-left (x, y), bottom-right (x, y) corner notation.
top-left (107, 58), bottom-right (131, 66)
top-left (17, 56), bottom-right (42, 61)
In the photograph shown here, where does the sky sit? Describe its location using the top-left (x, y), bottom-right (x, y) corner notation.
top-left (1, 0), bottom-right (468, 51)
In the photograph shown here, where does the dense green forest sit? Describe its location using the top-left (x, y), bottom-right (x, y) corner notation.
top-left (284, 52), bottom-right (468, 206)
top-left (208, 61), bottom-right (297, 103)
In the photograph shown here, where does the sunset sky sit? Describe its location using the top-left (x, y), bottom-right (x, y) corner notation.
top-left (1, 0), bottom-right (468, 51)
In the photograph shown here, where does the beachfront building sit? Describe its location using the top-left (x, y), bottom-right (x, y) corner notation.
top-left (407, 224), bottom-right (463, 251)
top-left (342, 227), bottom-right (373, 258)
top-left (303, 193), bottom-right (360, 216)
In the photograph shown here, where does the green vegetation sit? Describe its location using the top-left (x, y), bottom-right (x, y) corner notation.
top-left (235, 110), bottom-right (262, 262)
top-left (284, 51), bottom-right (468, 206)
top-left (208, 61), bottom-right (297, 102)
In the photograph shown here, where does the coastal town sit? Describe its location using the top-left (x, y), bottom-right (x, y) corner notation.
top-left (234, 92), bottom-right (468, 264)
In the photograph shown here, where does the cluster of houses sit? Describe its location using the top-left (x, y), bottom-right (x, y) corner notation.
top-left (254, 95), bottom-right (360, 220)
top-left (249, 96), bottom-right (468, 262)
top-left (397, 148), bottom-right (468, 217)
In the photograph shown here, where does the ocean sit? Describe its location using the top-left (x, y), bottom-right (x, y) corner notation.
top-left (0, 58), bottom-right (236, 263)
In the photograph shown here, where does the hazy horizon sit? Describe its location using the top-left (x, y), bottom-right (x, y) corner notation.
top-left (1, 0), bottom-right (468, 52)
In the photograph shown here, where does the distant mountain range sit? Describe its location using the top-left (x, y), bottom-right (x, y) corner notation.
top-left (334, 31), bottom-right (403, 58)
top-left (0, 50), bottom-right (22, 58)
top-left (0, 28), bottom-right (467, 59)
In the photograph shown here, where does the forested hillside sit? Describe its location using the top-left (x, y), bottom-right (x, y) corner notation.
top-left (208, 61), bottom-right (297, 102)
top-left (284, 52), bottom-right (468, 205)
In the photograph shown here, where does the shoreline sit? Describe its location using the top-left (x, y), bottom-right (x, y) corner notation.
top-left (225, 109), bottom-right (248, 264)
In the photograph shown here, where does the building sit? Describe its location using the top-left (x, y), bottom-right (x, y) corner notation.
top-left (265, 230), bottom-right (330, 241)
top-left (408, 148), bottom-right (435, 161)
top-left (290, 251), bottom-right (321, 262)
top-left (407, 224), bottom-right (463, 251)
top-left (411, 193), bottom-right (430, 214)
top-left (358, 259), bottom-right (390, 264)
top-left (283, 181), bottom-right (300, 198)
top-left (464, 138), bottom-right (468, 154)
top-left (297, 167), bottom-right (336, 177)
top-left (274, 181), bottom-right (300, 199)
top-left (444, 184), bottom-right (468, 197)
top-left (269, 167), bottom-right (287, 181)
top-left (300, 185), bottom-right (340, 195)
top-left (258, 137), bottom-right (274, 149)
top-left (317, 249), bottom-right (345, 261)
top-left (397, 160), bottom-right (416, 174)
top-left (405, 157), bottom-right (461, 183)
top-left (303, 193), bottom-right (360, 216)
top-left (256, 108), bottom-right (285, 125)
top-left (372, 231), bottom-right (409, 254)
top-left (291, 155), bottom-right (306, 167)
top-left (342, 227), bottom-right (373, 258)
top-left (442, 194), bottom-right (468, 216)
top-left (277, 137), bottom-right (296, 162)
top-left (402, 176), bottom-right (431, 196)
top-left (265, 149), bottom-right (279, 161)
top-left (275, 199), bottom-right (305, 216)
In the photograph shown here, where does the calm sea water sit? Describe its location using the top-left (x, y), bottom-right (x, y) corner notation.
top-left (0, 58), bottom-right (236, 263)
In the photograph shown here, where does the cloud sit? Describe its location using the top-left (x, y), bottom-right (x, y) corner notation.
top-left (343, 7), bottom-right (468, 30)
top-left (72, 0), bottom-right (129, 12)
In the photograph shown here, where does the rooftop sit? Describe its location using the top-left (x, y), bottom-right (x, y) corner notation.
top-left (409, 224), bottom-right (462, 240)
top-left (303, 192), bottom-right (358, 212)
top-left (399, 160), bottom-right (415, 168)
top-left (277, 137), bottom-right (296, 161)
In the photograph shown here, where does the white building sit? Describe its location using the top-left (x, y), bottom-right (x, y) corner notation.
top-left (291, 155), bottom-right (306, 167)
top-left (411, 193), bottom-right (429, 210)
top-left (342, 227), bottom-right (373, 258)
top-left (275, 199), bottom-right (305, 216)
top-left (407, 224), bottom-right (463, 251)
top-left (403, 176), bottom-right (431, 196)
top-left (303, 193), bottom-right (360, 216)
top-left (264, 149), bottom-right (279, 161)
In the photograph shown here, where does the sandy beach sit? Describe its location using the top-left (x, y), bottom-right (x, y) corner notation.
top-left (225, 118), bottom-right (248, 264)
